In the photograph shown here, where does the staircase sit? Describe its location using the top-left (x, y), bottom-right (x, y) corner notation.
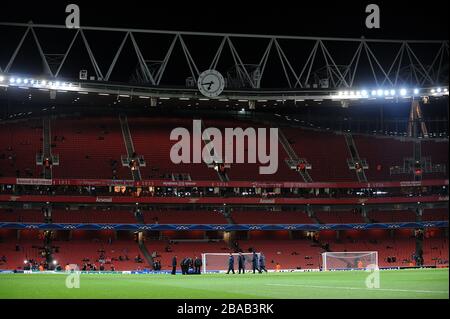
top-left (138, 242), bottom-right (154, 270)
top-left (278, 128), bottom-right (313, 182)
top-left (361, 207), bottom-right (372, 223)
top-left (223, 209), bottom-right (236, 225)
top-left (223, 208), bottom-right (238, 250)
top-left (415, 206), bottom-right (423, 222)
top-left (119, 115), bottom-right (142, 181)
top-left (134, 209), bottom-right (145, 224)
top-left (344, 133), bottom-right (368, 182)
top-left (306, 205), bottom-right (321, 224)
top-left (133, 210), bottom-right (154, 270)
top-left (42, 118), bottom-right (52, 179)
top-left (413, 142), bottom-right (422, 181)
top-left (199, 119), bottom-right (229, 182)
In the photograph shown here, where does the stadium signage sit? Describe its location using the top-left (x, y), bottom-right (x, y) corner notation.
top-left (16, 178), bottom-right (52, 185)
top-left (2, 177), bottom-right (448, 189)
top-left (0, 194), bottom-right (446, 205)
top-left (0, 221), bottom-right (447, 231)
top-left (259, 199), bottom-right (275, 204)
top-left (170, 120), bottom-right (279, 175)
top-left (399, 181), bottom-right (423, 187)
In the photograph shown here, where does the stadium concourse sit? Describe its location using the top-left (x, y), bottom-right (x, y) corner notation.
top-left (0, 113), bottom-right (448, 273)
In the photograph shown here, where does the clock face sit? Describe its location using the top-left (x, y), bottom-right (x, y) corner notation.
top-left (197, 69), bottom-right (225, 98)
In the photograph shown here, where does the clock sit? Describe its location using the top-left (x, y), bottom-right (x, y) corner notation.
top-left (197, 69), bottom-right (225, 98)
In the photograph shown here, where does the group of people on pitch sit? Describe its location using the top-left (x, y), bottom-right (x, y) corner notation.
top-left (227, 251), bottom-right (267, 274)
top-left (171, 256), bottom-right (202, 275)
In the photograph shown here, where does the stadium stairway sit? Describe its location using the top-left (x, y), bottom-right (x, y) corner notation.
top-left (42, 118), bottom-right (52, 179)
top-left (343, 133), bottom-right (368, 182)
top-left (223, 209), bottom-right (236, 225)
top-left (199, 119), bottom-right (229, 182)
top-left (306, 206), bottom-right (321, 224)
top-left (119, 115), bottom-right (142, 181)
top-left (361, 207), bottom-right (372, 223)
top-left (138, 241), bottom-right (154, 270)
top-left (133, 209), bottom-right (154, 269)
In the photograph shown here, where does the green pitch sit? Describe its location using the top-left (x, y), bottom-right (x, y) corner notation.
top-left (0, 268), bottom-right (448, 299)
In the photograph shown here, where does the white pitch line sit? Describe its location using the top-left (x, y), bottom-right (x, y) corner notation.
top-left (266, 283), bottom-right (448, 294)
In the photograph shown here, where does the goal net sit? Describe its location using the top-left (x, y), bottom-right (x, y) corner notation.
top-left (202, 253), bottom-right (260, 273)
top-left (322, 251), bottom-right (378, 271)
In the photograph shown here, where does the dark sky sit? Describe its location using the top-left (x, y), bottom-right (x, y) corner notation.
top-left (0, 0), bottom-right (448, 40)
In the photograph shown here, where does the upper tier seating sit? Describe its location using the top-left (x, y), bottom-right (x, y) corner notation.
top-left (0, 120), bottom-right (42, 178)
top-left (203, 119), bottom-right (301, 181)
top-left (128, 117), bottom-right (218, 180)
top-left (0, 118), bottom-right (447, 182)
top-left (282, 128), bottom-right (356, 182)
top-left (353, 135), bottom-right (413, 181)
top-left (51, 117), bottom-right (130, 179)
top-left (421, 139), bottom-right (449, 179)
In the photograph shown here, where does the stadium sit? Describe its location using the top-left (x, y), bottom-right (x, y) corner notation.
top-left (0, 3), bottom-right (448, 301)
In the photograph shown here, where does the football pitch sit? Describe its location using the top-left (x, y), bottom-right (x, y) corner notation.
top-left (0, 269), bottom-right (448, 299)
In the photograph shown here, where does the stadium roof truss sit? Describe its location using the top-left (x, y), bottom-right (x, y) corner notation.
top-left (0, 22), bottom-right (448, 101)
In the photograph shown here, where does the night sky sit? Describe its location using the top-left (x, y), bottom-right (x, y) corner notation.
top-left (0, 1), bottom-right (448, 90)
top-left (0, 0), bottom-right (448, 40)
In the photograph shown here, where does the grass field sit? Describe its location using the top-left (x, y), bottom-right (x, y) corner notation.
top-left (0, 269), bottom-right (448, 299)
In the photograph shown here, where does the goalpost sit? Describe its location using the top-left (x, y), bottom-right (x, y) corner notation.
top-left (321, 251), bottom-right (378, 271)
top-left (201, 253), bottom-right (260, 273)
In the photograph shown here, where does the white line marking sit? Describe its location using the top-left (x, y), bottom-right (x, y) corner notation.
top-left (266, 283), bottom-right (448, 294)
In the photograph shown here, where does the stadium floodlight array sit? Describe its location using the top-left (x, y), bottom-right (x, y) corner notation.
top-left (201, 253), bottom-right (261, 274)
top-left (321, 251), bottom-right (378, 271)
top-left (333, 87), bottom-right (449, 100)
top-left (0, 74), bottom-right (76, 90)
top-left (1, 72), bottom-right (448, 103)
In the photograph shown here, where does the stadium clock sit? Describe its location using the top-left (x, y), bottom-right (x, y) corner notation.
top-left (197, 69), bottom-right (225, 98)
